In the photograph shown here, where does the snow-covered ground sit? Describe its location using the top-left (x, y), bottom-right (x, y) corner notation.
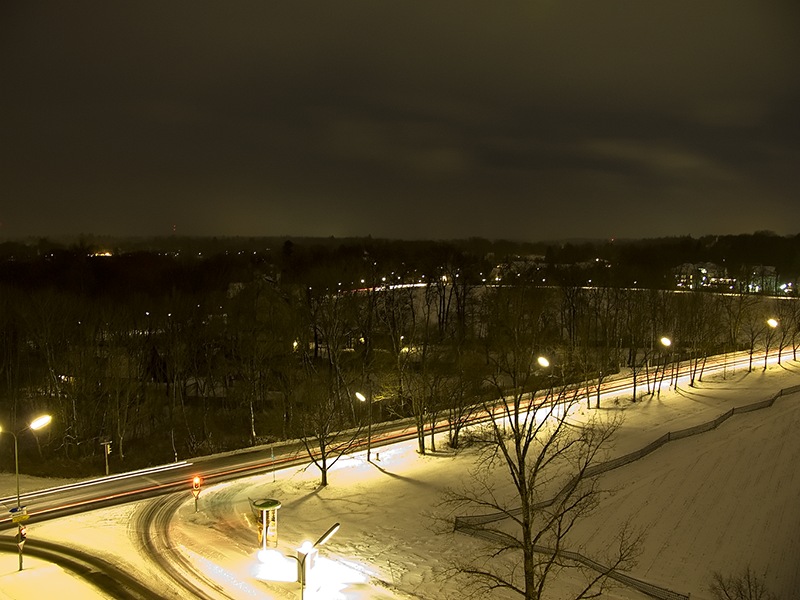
top-left (2, 358), bottom-right (799, 599)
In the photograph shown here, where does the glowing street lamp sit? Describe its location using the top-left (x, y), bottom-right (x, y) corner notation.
top-left (534, 355), bottom-right (555, 396)
top-left (529, 355), bottom-right (557, 412)
top-left (295, 522), bottom-right (340, 599)
top-left (764, 318), bottom-right (779, 370)
top-left (0, 414), bottom-right (52, 571)
top-left (659, 337), bottom-right (673, 394)
top-left (355, 391), bottom-right (373, 461)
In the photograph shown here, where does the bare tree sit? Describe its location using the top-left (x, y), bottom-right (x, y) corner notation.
top-left (375, 283), bottom-right (417, 419)
top-left (575, 286), bottom-right (622, 409)
top-left (785, 297), bottom-right (800, 361)
top-left (100, 302), bottom-right (146, 464)
top-left (449, 281), bottom-right (640, 599)
top-left (405, 281), bottom-right (442, 455)
top-left (442, 347), bottom-right (486, 450)
top-left (677, 291), bottom-right (721, 387)
top-left (741, 299), bottom-right (768, 373)
top-left (621, 289), bottom-right (649, 401)
top-left (297, 364), bottom-right (362, 487)
top-left (709, 567), bottom-right (780, 600)
top-left (768, 297), bottom-right (795, 366)
top-left (450, 385), bottom-right (639, 599)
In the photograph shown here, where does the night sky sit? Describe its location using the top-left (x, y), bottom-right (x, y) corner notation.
top-left (2, 2), bottom-right (799, 242)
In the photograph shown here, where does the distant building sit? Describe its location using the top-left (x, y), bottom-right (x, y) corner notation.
top-left (672, 262), bottom-right (786, 294)
top-left (489, 255), bottom-right (545, 281)
top-left (744, 265), bottom-right (778, 294)
top-left (673, 262), bottom-right (736, 291)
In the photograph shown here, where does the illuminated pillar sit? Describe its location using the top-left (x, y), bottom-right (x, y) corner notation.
top-left (252, 498), bottom-right (281, 550)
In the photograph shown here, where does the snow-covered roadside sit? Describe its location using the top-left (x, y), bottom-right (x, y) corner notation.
top-left (0, 559), bottom-right (108, 600)
top-left (2, 362), bottom-right (799, 599)
top-left (573, 370), bottom-right (800, 598)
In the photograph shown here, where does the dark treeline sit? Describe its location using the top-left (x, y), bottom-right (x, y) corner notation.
top-left (1, 232), bottom-right (799, 480)
top-left (4, 230), bottom-right (800, 290)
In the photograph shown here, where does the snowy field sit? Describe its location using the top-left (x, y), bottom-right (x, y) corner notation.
top-left (2, 358), bottom-right (799, 599)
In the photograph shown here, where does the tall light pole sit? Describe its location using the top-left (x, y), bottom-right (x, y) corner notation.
top-left (355, 391), bottom-right (372, 461)
top-left (0, 414), bottom-right (52, 571)
top-left (530, 355), bottom-right (555, 413)
top-left (295, 522), bottom-right (340, 600)
top-left (659, 337), bottom-right (672, 395)
top-left (764, 318), bottom-right (778, 370)
top-left (535, 355), bottom-right (552, 391)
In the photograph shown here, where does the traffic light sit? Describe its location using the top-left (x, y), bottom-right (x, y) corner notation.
top-left (191, 475), bottom-right (203, 512)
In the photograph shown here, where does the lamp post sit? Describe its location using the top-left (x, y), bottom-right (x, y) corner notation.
top-left (529, 355), bottom-right (555, 413)
top-left (535, 355), bottom-right (552, 390)
top-left (659, 337), bottom-right (672, 395)
top-left (0, 414), bottom-right (52, 571)
top-left (294, 522), bottom-right (340, 600)
top-left (355, 391), bottom-right (372, 461)
top-left (764, 318), bottom-right (778, 371)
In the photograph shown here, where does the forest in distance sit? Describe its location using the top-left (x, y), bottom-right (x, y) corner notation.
top-left (3, 229), bottom-right (800, 290)
top-left (1, 231), bottom-right (799, 482)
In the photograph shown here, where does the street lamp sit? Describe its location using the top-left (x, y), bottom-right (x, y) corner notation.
top-left (0, 414), bottom-right (52, 571)
top-left (294, 522), bottom-right (340, 600)
top-left (659, 337), bottom-right (672, 395)
top-left (764, 318), bottom-right (778, 370)
top-left (532, 355), bottom-right (556, 409)
top-left (535, 355), bottom-right (553, 385)
top-left (355, 391), bottom-right (373, 462)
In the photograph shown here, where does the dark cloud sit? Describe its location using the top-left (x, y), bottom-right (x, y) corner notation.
top-left (2, 1), bottom-right (798, 240)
